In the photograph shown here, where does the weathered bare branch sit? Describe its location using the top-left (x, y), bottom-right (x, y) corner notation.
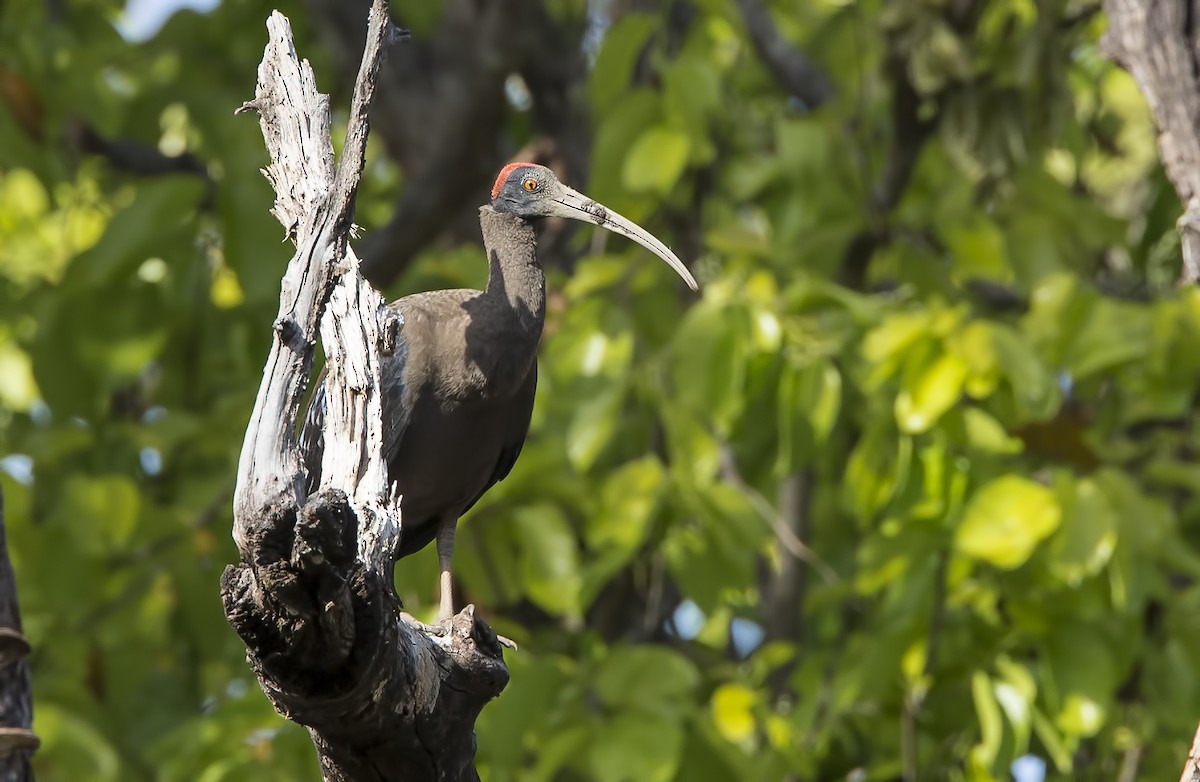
top-left (1103, 0), bottom-right (1200, 284)
top-left (1182, 720), bottom-right (1200, 782)
top-left (223, 4), bottom-right (508, 779)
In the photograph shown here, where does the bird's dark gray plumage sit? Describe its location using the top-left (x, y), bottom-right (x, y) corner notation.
top-left (299, 163), bottom-right (697, 621)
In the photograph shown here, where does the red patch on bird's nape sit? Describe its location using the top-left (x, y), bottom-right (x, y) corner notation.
top-left (491, 161), bottom-right (539, 200)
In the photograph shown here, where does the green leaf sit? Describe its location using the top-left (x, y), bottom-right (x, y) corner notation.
top-left (567, 385), bottom-right (625, 471)
top-left (52, 474), bottom-right (142, 553)
top-left (590, 89), bottom-right (659, 208)
top-left (863, 310), bottom-right (934, 383)
top-left (589, 456), bottom-right (665, 553)
top-left (663, 55), bottom-right (720, 164)
top-left (622, 125), bottom-right (691, 194)
top-left (895, 351), bottom-right (968, 434)
top-left (673, 723), bottom-right (742, 782)
top-left (987, 322), bottom-right (1059, 421)
top-left (1057, 692), bottom-right (1106, 739)
top-left (75, 175), bottom-right (206, 287)
top-left (1064, 298), bottom-right (1150, 379)
top-left (775, 118), bottom-right (830, 179)
top-left (588, 712), bottom-right (684, 782)
top-left (949, 321), bottom-right (1001, 398)
top-left (993, 657), bottom-right (1036, 754)
top-left (670, 302), bottom-right (748, 429)
top-left (970, 671), bottom-right (1003, 769)
top-left (662, 407), bottom-right (721, 485)
top-left (800, 358), bottom-right (842, 447)
top-left (962, 407), bottom-right (1022, 454)
top-left (594, 646), bottom-right (700, 712)
top-left (515, 504), bottom-right (582, 617)
top-left (0, 339), bottom-right (38, 410)
top-left (942, 213), bottom-right (1010, 281)
top-left (1032, 707), bottom-right (1074, 773)
top-left (34, 703), bottom-right (122, 781)
top-left (956, 475), bottom-right (1061, 569)
top-left (711, 683), bottom-right (757, 745)
top-left (844, 423), bottom-right (913, 524)
top-left (1049, 476), bottom-right (1118, 586)
top-left (589, 13), bottom-right (657, 114)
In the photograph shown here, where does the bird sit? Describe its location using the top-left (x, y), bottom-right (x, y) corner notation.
top-left (299, 162), bottom-right (698, 622)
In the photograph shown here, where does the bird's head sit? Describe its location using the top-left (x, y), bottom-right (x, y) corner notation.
top-left (490, 162), bottom-right (699, 291)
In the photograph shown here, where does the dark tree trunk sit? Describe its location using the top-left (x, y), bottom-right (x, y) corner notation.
top-left (0, 487), bottom-right (37, 782)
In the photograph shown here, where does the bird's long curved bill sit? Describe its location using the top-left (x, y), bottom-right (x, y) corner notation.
top-left (550, 186), bottom-right (699, 291)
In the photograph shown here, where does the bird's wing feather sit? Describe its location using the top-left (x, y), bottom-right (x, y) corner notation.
top-left (459, 362), bottom-right (537, 517)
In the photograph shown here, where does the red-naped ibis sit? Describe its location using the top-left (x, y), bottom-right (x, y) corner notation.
top-left (300, 163), bottom-right (698, 621)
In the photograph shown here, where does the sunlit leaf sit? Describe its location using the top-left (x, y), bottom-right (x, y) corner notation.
top-left (961, 407), bottom-right (1022, 454)
top-left (970, 671), bottom-right (1003, 768)
top-left (1049, 476), bottom-right (1118, 585)
top-left (711, 683), bottom-right (757, 745)
top-left (895, 351), bottom-right (968, 433)
top-left (956, 475), bottom-right (1061, 568)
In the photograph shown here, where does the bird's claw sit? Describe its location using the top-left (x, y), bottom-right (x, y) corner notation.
top-left (400, 611), bottom-right (447, 637)
top-left (402, 611), bottom-right (518, 651)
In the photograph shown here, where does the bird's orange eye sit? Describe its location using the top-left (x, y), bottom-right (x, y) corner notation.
top-left (522, 178), bottom-right (539, 191)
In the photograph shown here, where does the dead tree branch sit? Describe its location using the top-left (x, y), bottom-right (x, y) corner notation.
top-left (220, 4), bottom-right (508, 780)
top-left (1103, 0), bottom-right (1200, 284)
top-left (0, 487), bottom-right (36, 781)
top-left (1182, 721), bottom-right (1200, 782)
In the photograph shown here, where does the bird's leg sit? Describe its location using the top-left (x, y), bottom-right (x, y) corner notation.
top-left (436, 518), bottom-right (457, 622)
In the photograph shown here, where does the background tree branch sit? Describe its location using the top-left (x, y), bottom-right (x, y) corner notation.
top-left (302, 0), bottom-right (589, 288)
top-left (220, 5), bottom-right (507, 779)
top-left (734, 0), bottom-right (834, 110)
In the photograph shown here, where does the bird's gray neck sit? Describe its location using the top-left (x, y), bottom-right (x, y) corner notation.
top-left (479, 206), bottom-right (546, 336)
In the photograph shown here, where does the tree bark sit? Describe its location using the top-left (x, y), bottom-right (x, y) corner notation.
top-left (1103, 0), bottom-right (1200, 284)
top-left (220, 5), bottom-right (508, 780)
top-left (0, 487), bottom-right (36, 782)
top-left (1182, 721), bottom-right (1200, 782)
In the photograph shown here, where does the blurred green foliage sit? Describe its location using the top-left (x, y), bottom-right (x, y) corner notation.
top-left (2, 0), bottom-right (1199, 780)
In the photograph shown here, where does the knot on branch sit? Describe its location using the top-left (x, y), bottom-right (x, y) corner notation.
top-left (0, 727), bottom-right (38, 757)
top-left (428, 605), bottom-right (512, 697)
top-left (222, 491), bottom-right (367, 684)
top-left (0, 629), bottom-right (30, 669)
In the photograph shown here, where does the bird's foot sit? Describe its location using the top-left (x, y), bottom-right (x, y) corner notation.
top-left (400, 611), bottom-right (447, 637)
top-left (401, 608), bottom-right (518, 650)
